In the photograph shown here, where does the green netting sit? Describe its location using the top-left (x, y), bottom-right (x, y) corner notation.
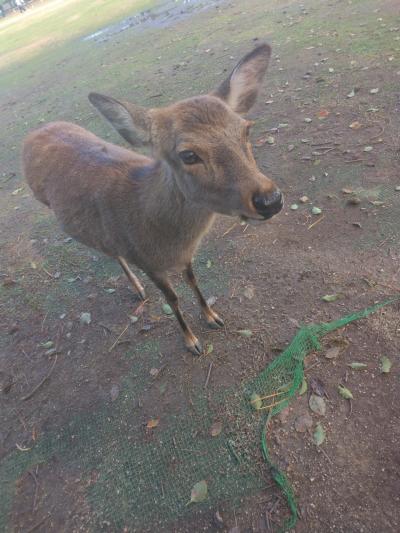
top-left (0, 298), bottom-right (396, 531)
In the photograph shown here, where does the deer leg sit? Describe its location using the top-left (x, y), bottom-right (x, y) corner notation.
top-left (184, 263), bottom-right (224, 329)
top-left (149, 272), bottom-right (202, 356)
top-left (117, 256), bottom-right (146, 301)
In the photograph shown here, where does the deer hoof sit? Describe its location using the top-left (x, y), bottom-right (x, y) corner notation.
top-left (186, 336), bottom-right (202, 356)
top-left (206, 312), bottom-right (224, 329)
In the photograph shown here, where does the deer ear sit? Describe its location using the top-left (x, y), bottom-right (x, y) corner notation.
top-left (213, 43), bottom-right (271, 114)
top-left (88, 92), bottom-right (151, 146)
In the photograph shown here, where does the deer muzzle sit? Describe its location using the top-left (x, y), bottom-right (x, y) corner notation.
top-left (252, 190), bottom-right (283, 220)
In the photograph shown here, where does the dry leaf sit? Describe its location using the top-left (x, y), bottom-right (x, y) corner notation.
top-left (325, 346), bottom-right (341, 359)
top-left (338, 385), bottom-right (353, 399)
top-left (380, 356), bottom-right (392, 373)
top-left (349, 121), bottom-right (362, 129)
top-left (146, 418), bottom-right (160, 429)
top-left (309, 394), bottom-right (326, 415)
top-left (210, 421), bottom-right (222, 437)
top-left (317, 109), bottom-right (330, 119)
top-left (188, 480), bottom-right (208, 504)
top-left (295, 413), bottom-right (313, 433)
top-left (313, 423), bottom-right (326, 446)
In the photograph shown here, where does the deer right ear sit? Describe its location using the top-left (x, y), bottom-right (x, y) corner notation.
top-left (212, 43), bottom-right (271, 115)
top-left (88, 92), bottom-right (151, 146)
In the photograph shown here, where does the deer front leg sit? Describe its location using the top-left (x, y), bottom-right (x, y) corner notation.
top-left (184, 263), bottom-right (224, 329)
top-left (118, 256), bottom-right (146, 300)
top-left (149, 272), bottom-right (202, 356)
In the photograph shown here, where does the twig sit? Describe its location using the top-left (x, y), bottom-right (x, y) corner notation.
top-left (26, 514), bottom-right (50, 533)
top-left (108, 323), bottom-right (130, 352)
top-left (41, 267), bottom-right (56, 279)
top-left (41, 312), bottom-right (48, 332)
top-left (308, 215), bottom-right (325, 230)
top-left (348, 398), bottom-right (353, 418)
top-left (204, 362), bottom-right (213, 388)
top-left (344, 158), bottom-right (365, 164)
top-left (318, 446), bottom-right (333, 464)
top-left (222, 222), bottom-right (237, 237)
top-left (21, 355), bottom-right (58, 401)
top-left (28, 467), bottom-right (39, 512)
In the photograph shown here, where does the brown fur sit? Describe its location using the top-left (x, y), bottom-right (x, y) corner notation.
top-left (23, 44), bottom-right (282, 354)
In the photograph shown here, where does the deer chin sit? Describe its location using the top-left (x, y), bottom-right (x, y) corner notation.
top-left (239, 214), bottom-right (268, 224)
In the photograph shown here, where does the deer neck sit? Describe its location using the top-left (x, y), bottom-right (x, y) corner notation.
top-left (140, 160), bottom-right (216, 238)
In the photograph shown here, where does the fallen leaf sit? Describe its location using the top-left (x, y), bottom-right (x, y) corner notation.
top-left (237, 329), bottom-right (253, 338)
top-left (311, 206), bottom-right (322, 215)
top-left (349, 121), bottom-right (362, 129)
top-left (348, 362), bottom-right (368, 370)
top-left (188, 480), bottom-right (208, 504)
top-left (295, 413), bottom-right (313, 433)
top-left (347, 89), bottom-right (355, 98)
top-left (80, 312), bottom-right (92, 325)
top-left (370, 88), bottom-right (379, 94)
top-left (309, 394), bottom-right (326, 415)
top-left (210, 421), bottom-right (222, 437)
top-left (313, 423), bottom-right (326, 446)
top-left (110, 385), bottom-right (119, 401)
top-left (146, 418), bottom-right (159, 429)
top-left (380, 356), bottom-right (392, 374)
top-left (288, 144), bottom-right (295, 152)
top-left (150, 367), bottom-right (159, 377)
top-left (304, 117), bottom-right (312, 123)
top-left (296, 377), bottom-right (306, 397)
top-left (299, 195), bottom-right (309, 203)
top-left (162, 303), bottom-right (173, 315)
top-left (206, 295), bottom-right (217, 306)
top-left (290, 203), bottom-right (299, 210)
top-left (205, 343), bottom-right (214, 355)
top-left (338, 385), bottom-right (353, 399)
top-left (206, 259), bottom-right (212, 268)
top-left (322, 294), bottom-right (339, 302)
top-left (325, 346), bottom-right (340, 359)
top-left (40, 340), bottom-right (54, 349)
top-left (363, 146), bottom-right (373, 152)
top-left (11, 187), bottom-right (23, 195)
top-left (250, 392), bottom-right (262, 410)
top-left (342, 188), bottom-right (354, 194)
top-left (317, 109), bottom-right (330, 119)
top-left (309, 377), bottom-right (327, 397)
top-left (243, 286), bottom-right (255, 300)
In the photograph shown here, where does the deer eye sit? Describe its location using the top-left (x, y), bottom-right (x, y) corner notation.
top-left (178, 150), bottom-right (202, 165)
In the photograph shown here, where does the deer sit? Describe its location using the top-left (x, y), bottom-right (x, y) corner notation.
top-left (23, 43), bottom-right (283, 355)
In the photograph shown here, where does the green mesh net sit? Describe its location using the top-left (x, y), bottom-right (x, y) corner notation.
top-left (0, 299), bottom-right (396, 532)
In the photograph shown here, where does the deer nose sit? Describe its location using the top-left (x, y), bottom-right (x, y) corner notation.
top-left (252, 190), bottom-right (283, 219)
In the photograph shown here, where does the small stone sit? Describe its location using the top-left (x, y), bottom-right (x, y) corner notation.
top-left (299, 195), bottom-right (309, 203)
top-left (311, 206), bottom-right (322, 215)
top-left (288, 144), bottom-right (295, 152)
top-left (290, 203), bottom-right (299, 210)
top-left (395, 186), bottom-right (400, 191)
top-left (304, 117), bottom-right (312, 123)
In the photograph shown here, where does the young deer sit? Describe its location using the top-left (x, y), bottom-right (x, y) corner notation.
top-left (23, 44), bottom-right (283, 355)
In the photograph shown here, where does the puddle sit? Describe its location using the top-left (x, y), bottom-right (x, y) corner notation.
top-left (82, 0), bottom-right (222, 43)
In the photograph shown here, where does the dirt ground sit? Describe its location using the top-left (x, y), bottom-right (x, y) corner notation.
top-left (1, 0), bottom-right (400, 531)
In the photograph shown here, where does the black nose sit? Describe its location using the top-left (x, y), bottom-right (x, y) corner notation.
top-left (252, 190), bottom-right (283, 219)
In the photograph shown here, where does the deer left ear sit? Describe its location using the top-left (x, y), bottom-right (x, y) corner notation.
top-left (212, 43), bottom-right (271, 115)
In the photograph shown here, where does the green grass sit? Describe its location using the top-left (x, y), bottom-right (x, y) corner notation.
top-left (0, 0), bottom-right (155, 69)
